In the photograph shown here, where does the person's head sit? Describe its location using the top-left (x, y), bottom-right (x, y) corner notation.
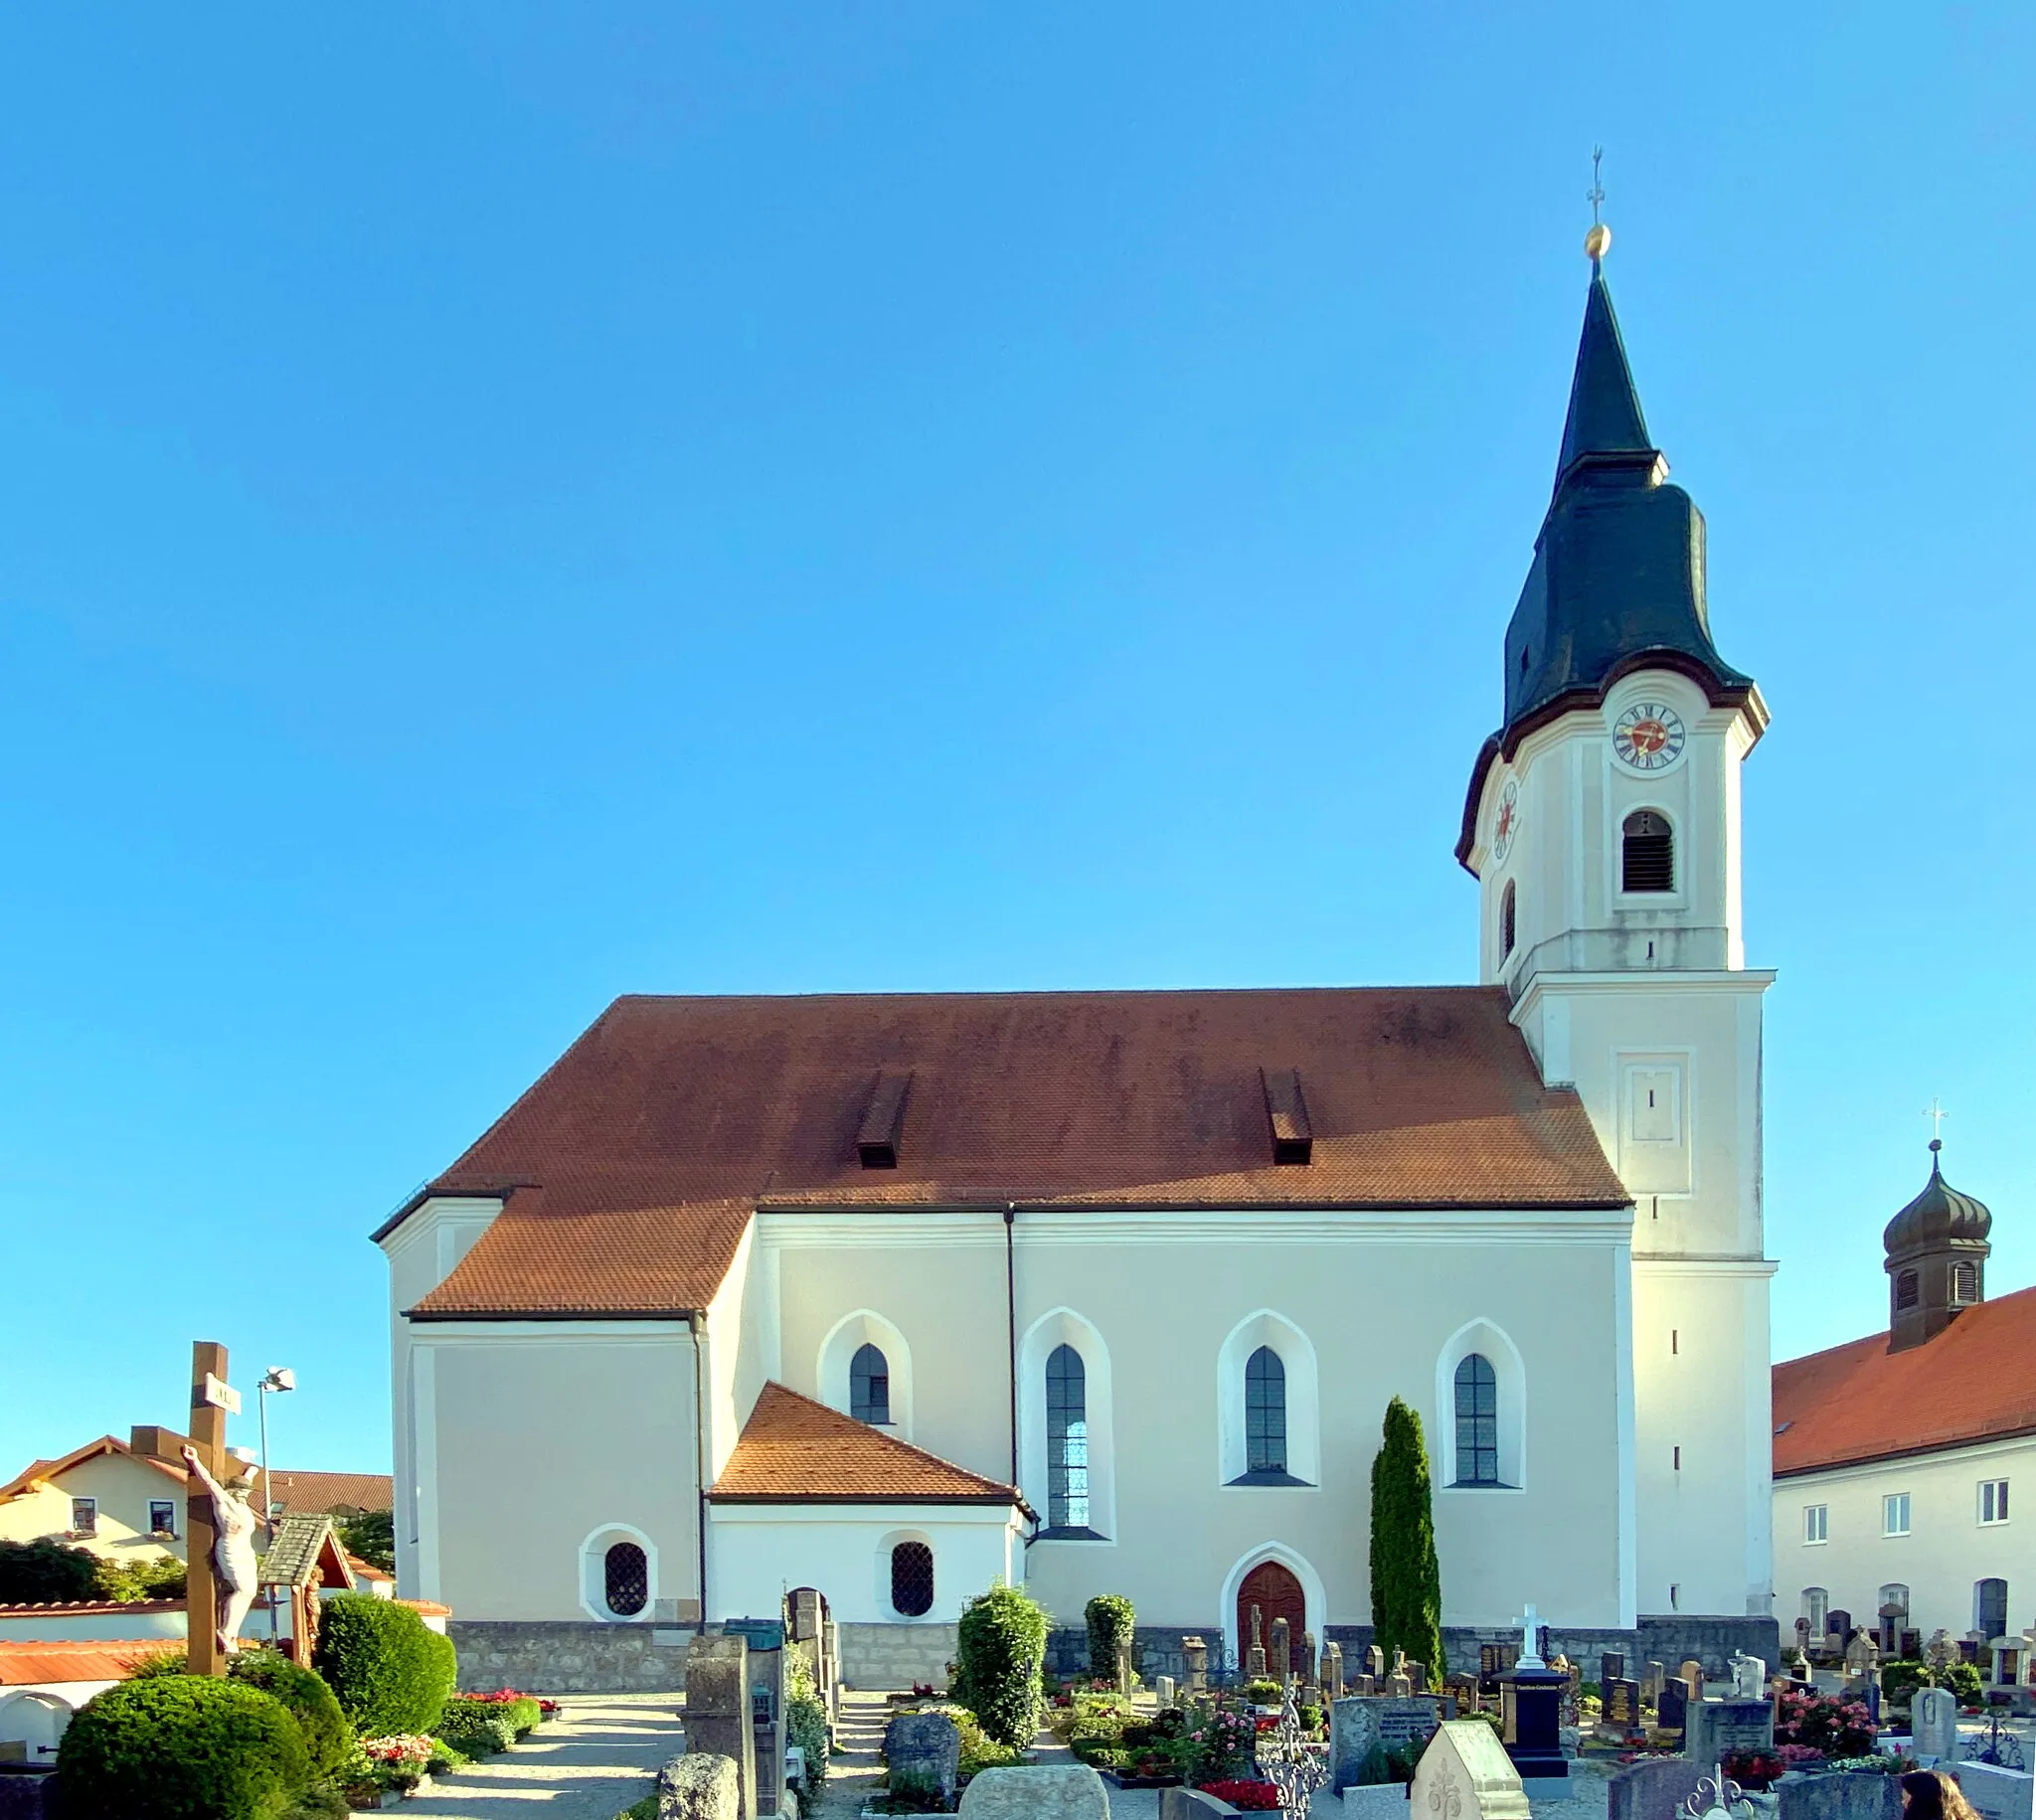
top-left (1902, 1770), bottom-right (1980, 1820)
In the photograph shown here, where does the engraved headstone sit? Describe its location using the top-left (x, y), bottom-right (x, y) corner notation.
top-left (1410, 1719), bottom-right (1532, 1820)
top-left (1366, 1645), bottom-right (1387, 1680)
top-left (885, 1713), bottom-right (961, 1811)
top-left (957, 1764), bottom-right (1110, 1818)
top-left (1324, 1641), bottom-right (1345, 1700)
top-left (1182, 1634), bottom-right (1209, 1694)
top-left (1601, 1651), bottom-right (1627, 1690)
top-left (1951, 1764), bottom-right (2036, 1820)
top-left (1301, 1630), bottom-right (1318, 1694)
top-left (1407, 1662), bottom-right (1429, 1695)
top-left (1656, 1677), bottom-right (1687, 1736)
top-left (1352, 1673), bottom-right (1376, 1696)
top-left (1248, 1605), bottom-right (1268, 1679)
top-left (1155, 1674), bottom-right (1175, 1707)
top-left (1270, 1617), bottom-right (1292, 1687)
top-left (1329, 1697), bottom-right (1450, 1794)
top-left (1389, 1673), bottom-right (1413, 1697)
top-left (1685, 1698), bottom-right (1775, 1771)
top-left (1608, 1757), bottom-right (1710, 1820)
top-left (683, 1632), bottom-right (757, 1820)
top-left (1912, 1686), bottom-right (1957, 1761)
top-left (1604, 1677), bottom-right (1641, 1732)
top-left (1643, 1661), bottom-right (1665, 1707)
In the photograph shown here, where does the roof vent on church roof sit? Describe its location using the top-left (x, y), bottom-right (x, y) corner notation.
top-left (1260, 1067), bottom-right (1313, 1166)
top-left (856, 1070), bottom-right (912, 1170)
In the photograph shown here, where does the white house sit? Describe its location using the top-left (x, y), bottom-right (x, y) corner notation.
top-left (379, 245), bottom-right (1782, 1691)
top-left (1773, 1149), bottom-right (2035, 1692)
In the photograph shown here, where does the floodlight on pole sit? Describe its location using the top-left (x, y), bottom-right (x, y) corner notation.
top-left (256, 1368), bottom-right (295, 1639)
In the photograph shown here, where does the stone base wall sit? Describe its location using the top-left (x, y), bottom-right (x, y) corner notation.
top-left (837, 1622), bottom-right (960, 1690)
top-left (1317, 1616), bottom-right (1781, 1682)
top-left (1045, 1625), bottom-right (1221, 1683)
top-left (448, 1619), bottom-right (695, 1694)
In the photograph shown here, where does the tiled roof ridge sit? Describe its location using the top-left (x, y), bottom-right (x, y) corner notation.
top-left (609, 983), bottom-right (1510, 1006)
top-left (0, 1597), bottom-right (186, 1615)
top-left (743, 1383), bottom-right (1018, 1496)
top-left (710, 1383), bottom-right (1023, 1504)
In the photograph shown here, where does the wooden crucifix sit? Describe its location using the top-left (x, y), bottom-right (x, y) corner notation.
top-left (182, 1340), bottom-right (258, 1674)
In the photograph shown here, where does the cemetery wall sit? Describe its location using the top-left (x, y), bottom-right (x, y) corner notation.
top-left (447, 1618), bottom-right (693, 1693)
top-left (1317, 1617), bottom-right (1779, 1678)
top-left (838, 1620), bottom-right (961, 1689)
top-left (1770, 1432), bottom-right (2036, 1646)
top-left (1045, 1625), bottom-right (1218, 1682)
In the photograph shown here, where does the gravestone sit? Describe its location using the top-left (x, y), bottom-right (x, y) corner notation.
top-left (1182, 1635), bottom-right (1209, 1694)
top-left (1407, 1662), bottom-right (1429, 1695)
top-left (1791, 1654), bottom-right (1813, 1685)
top-left (1608, 1758), bottom-right (1710, 1820)
top-left (1501, 1661), bottom-right (1570, 1779)
top-left (1116, 1633), bottom-right (1135, 1697)
top-left (1643, 1662), bottom-right (1665, 1708)
top-left (1324, 1641), bottom-right (1345, 1700)
top-left (1247, 1605), bottom-right (1268, 1679)
top-left (1603, 1678), bottom-right (1641, 1733)
top-left (1775, 1771), bottom-right (1904, 1820)
top-left (1301, 1631), bottom-right (1319, 1695)
top-left (1155, 1674), bottom-right (1176, 1707)
top-left (1954, 1765), bottom-right (2036, 1820)
top-left (1162, 1791), bottom-right (1245, 1820)
top-left (684, 1633), bottom-right (757, 1820)
top-left (885, 1713), bottom-right (960, 1810)
top-left (1367, 1645), bottom-right (1387, 1680)
top-left (1844, 1632), bottom-right (1879, 1683)
top-left (957, 1764), bottom-right (1109, 1818)
top-left (1271, 1617), bottom-right (1292, 1686)
top-left (1410, 1720), bottom-right (1531, 1820)
top-left (1912, 1686), bottom-right (1957, 1760)
top-left (1732, 1651), bottom-right (1769, 1700)
top-left (1389, 1673), bottom-right (1413, 1697)
top-left (1828, 1609), bottom-right (1852, 1642)
top-left (1352, 1673), bottom-right (1377, 1696)
top-left (659, 1752), bottom-right (741, 1820)
top-left (1329, 1697), bottom-right (1450, 1793)
top-left (1679, 1660), bottom-right (1705, 1694)
top-left (1602, 1651), bottom-right (1627, 1690)
top-left (1656, 1677), bottom-right (1688, 1737)
top-left (1685, 1698), bottom-right (1775, 1771)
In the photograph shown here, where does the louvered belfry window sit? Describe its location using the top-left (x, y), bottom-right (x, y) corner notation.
top-left (604, 1543), bottom-right (648, 1617)
top-left (1621, 811), bottom-right (1674, 893)
top-left (1895, 1270), bottom-right (1920, 1310)
top-left (891, 1542), bottom-right (933, 1617)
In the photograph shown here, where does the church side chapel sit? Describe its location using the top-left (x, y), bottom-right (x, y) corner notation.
top-left (378, 235), bottom-right (1782, 1690)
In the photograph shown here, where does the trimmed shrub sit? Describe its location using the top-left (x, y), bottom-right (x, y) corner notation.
top-left (313, 1594), bottom-right (456, 1736)
top-left (0, 1537), bottom-right (99, 1603)
top-left (437, 1702), bottom-right (519, 1756)
top-left (786, 1649), bottom-right (829, 1787)
top-left (230, 1649), bottom-right (351, 1777)
top-left (1369, 1397), bottom-right (1445, 1682)
top-left (334, 1510), bottom-right (396, 1574)
top-left (58, 1671), bottom-right (308, 1820)
top-left (951, 1583), bottom-right (1051, 1748)
top-left (93, 1554), bottom-right (188, 1603)
top-left (1084, 1594), bottom-right (1136, 1681)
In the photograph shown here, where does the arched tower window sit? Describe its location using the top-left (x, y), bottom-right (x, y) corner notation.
top-left (1245, 1346), bottom-right (1287, 1476)
top-left (1621, 810), bottom-right (1675, 893)
top-left (603, 1542), bottom-right (648, 1617)
top-left (1500, 881), bottom-right (1516, 958)
top-left (1453, 1354), bottom-right (1500, 1486)
top-left (1046, 1344), bottom-right (1089, 1530)
top-left (891, 1542), bottom-right (933, 1617)
top-left (850, 1343), bottom-right (891, 1424)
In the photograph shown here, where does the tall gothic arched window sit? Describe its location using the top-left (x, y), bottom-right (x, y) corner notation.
top-left (851, 1343), bottom-right (891, 1425)
top-left (1453, 1353), bottom-right (1500, 1485)
top-left (1045, 1344), bottom-right (1089, 1530)
top-left (1622, 811), bottom-right (1674, 893)
top-left (1245, 1346), bottom-right (1287, 1476)
top-left (1501, 881), bottom-right (1516, 958)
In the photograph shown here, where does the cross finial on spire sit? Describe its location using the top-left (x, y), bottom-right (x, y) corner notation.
top-left (1584, 147), bottom-right (1612, 266)
top-left (1926, 1098), bottom-right (1949, 1148)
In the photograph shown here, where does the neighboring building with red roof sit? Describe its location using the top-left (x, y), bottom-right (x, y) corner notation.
top-left (1772, 1148), bottom-right (2033, 1689)
top-left (378, 248), bottom-right (1783, 1690)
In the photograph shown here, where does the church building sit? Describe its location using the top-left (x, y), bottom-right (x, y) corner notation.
top-left (377, 245), bottom-right (1782, 1690)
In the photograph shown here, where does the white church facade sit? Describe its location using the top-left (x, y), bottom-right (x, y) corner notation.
top-left (378, 251), bottom-right (1782, 1690)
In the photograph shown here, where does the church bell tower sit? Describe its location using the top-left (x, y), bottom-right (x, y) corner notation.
top-left (1457, 221), bottom-right (1777, 1629)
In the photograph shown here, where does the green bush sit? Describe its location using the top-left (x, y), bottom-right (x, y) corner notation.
top-left (58, 1671), bottom-right (309, 1820)
top-left (334, 1510), bottom-right (396, 1574)
top-left (1369, 1396), bottom-right (1445, 1683)
top-left (230, 1650), bottom-right (351, 1777)
top-left (437, 1703), bottom-right (518, 1756)
top-left (0, 1537), bottom-right (100, 1603)
top-left (312, 1594), bottom-right (456, 1735)
top-left (93, 1554), bottom-right (188, 1603)
top-left (951, 1583), bottom-right (1051, 1749)
top-left (1085, 1594), bottom-right (1136, 1681)
top-left (1881, 1657), bottom-right (1982, 1704)
top-left (786, 1650), bottom-right (829, 1787)
top-left (1944, 1660), bottom-right (1983, 1704)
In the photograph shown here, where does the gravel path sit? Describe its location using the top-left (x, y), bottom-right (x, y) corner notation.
top-left (397, 1693), bottom-right (685, 1820)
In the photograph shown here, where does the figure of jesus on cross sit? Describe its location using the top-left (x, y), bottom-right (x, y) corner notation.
top-left (183, 1341), bottom-right (260, 1672)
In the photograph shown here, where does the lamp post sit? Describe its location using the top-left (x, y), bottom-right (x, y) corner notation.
top-left (256, 1368), bottom-right (295, 1639)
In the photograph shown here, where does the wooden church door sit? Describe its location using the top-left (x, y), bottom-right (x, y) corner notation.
top-left (1237, 1560), bottom-right (1305, 1676)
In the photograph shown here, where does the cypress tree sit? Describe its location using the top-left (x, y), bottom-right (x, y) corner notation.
top-left (1368, 1396), bottom-right (1445, 1681)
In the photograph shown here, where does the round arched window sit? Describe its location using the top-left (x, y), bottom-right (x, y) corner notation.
top-left (604, 1542), bottom-right (648, 1617)
top-left (891, 1541), bottom-right (933, 1617)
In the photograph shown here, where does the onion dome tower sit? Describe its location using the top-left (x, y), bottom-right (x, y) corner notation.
top-left (1884, 1139), bottom-right (1993, 1353)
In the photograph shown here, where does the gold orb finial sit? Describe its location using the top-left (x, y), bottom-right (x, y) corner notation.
top-left (1585, 222), bottom-right (1612, 262)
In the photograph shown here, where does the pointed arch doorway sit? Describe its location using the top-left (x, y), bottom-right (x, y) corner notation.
top-left (1237, 1559), bottom-right (1305, 1678)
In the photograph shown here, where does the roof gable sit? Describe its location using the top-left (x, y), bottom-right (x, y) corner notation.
top-left (710, 1384), bottom-right (1023, 1505)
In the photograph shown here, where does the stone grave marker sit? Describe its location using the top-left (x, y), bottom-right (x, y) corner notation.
top-left (1912, 1686), bottom-right (1957, 1760)
top-left (1270, 1617), bottom-right (1292, 1686)
top-left (1389, 1672), bottom-right (1413, 1697)
top-left (1643, 1661), bottom-right (1665, 1707)
top-left (1115, 1632), bottom-right (1134, 1697)
top-left (658, 1751), bottom-right (740, 1820)
top-left (1602, 1677), bottom-right (1641, 1734)
top-left (1954, 1765), bottom-right (2036, 1820)
top-left (1301, 1630), bottom-right (1319, 1696)
top-left (1352, 1673), bottom-right (1377, 1696)
top-left (1602, 1650), bottom-right (1627, 1690)
top-left (1686, 1697), bottom-right (1775, 1771)
top-left (1656, 1677), bottom-right (1687, 1737)
top-left (1161, 1791), bottom-right (1246, 1820)
top-left (1608, 1757), bottom-right (1711, 1820)
top-left (1775, 1772), bottom-right (1903, 1820)
top-left (1367, 1644), bottom-right (1387, 1680)
top-left (683, 1632), bottom-right (757, 1820)
top-left (1408, 1661), bottom-right (1429, 1694)
top-left (1247, 1605), bottom-right (1268, 1679)
top-left (1182, 1634), bottom-right (1209, 1694)
top-left (1155, 1674), bottom-right (1176, 1707)
top-left (1411, 1719), bottom-right (1532, 1820)
top-left (1329, 1697), bottom-right (1450, 1793)
top-left (1324, 1641), bottom-right (1345, 1700)
top-left (1480, 1643), bottom-right (1519, 1694)
top-left (957, 1763), bottom-right (1109, 1818)
top-left (885, 1712), bottom-right (960, 1810)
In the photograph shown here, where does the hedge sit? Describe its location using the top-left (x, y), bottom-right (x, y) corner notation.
top-left (58, 1672), bottom-right (308, 1820)
top-left (951, 1583), bottom-right (1051, 1748)
top-left (1085, 1595), bottom-right (1136, 1682)
top-left (230, 1648), bottom-right (352, 1777)
top-left (0, 1537), bottom-right (100, 1603)
top-left (437, 1704), bottom-right (519, 1756)
top-left (312, 1594), bottom-right (457, 1736)
top-left (1369, 1397), bottom-right (1445, 1682)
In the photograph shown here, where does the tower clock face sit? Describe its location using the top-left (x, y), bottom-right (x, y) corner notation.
top-left (1612, 702), bottom-right (1687, 772)
top-left (1491, 777), bottom-right (1520, 864)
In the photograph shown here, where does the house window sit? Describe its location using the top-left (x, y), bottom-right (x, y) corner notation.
top-left (1804, 1504), bottom-right (1828, 1545)
top-left (1245, 1346), bottom-right (1287, 1476)
top-left (1953, 1260), bottom-right (1981, 1303)
top-left (1802, 1587), bottom-right (1828, 1634)
top-left (1453, 1354), bottom-right (1500, 1486)
top-left (70, 1498), bottom-right (96, 1537)
top-left (1976, 1578), bottom-right (2009, 1638)
top-left (850, 1344), bottom-right (891, 1425)
top-left (1981, 1480), bottom-right (2010, 1526)
top-left (1500, 882), bottom-right (1516, 958)
top-left (1895, 1271), bottom-right (1920, 1311)
top-left (1045, 1345), bottom-right (1090, 1531)
top-left (1884, 1492), bottom-right (1912, 1537)
top-left (148, 1500), bottom-right (177, 1538)
top-left (603, 1543), bottom-right (647, 1616)
top-left (1621, 811), bottom-right (1674, 893)
top-left (891, 1542), bottom-right (933, 1617)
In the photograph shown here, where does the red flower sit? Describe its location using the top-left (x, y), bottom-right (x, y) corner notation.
top-left (1199, 1781), bottom-right (1283, 1811)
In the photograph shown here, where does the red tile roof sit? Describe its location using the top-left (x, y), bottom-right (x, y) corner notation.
top-left (0, 1436), bottom-right (186, 1501)
top-left (402, 988), bottom-right (1627, 1319)
top-left (710, 1384), bottom-right (1025, 1506)
top-left (0, 1599), bottom-right (183, 1617)
top-left (1773, 1285), bottom-right (2036, 1476)
top-left (265, 1471), bottom-right (393, 1516)
top-left (0, 1639), bottom-right (180, 1685)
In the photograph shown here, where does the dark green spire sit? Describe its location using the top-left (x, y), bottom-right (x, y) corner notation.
top-left (1555, 271), bottom-right (1654, 484)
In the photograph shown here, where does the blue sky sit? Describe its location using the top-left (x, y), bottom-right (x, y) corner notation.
top-left (4, 6), bottom-right (2031, 1476)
